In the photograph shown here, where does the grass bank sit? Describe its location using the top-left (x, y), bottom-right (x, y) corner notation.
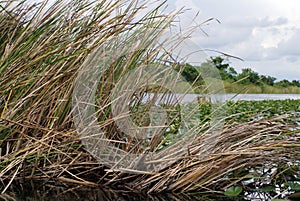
top-left (224, 81), bottom-right (300, 94)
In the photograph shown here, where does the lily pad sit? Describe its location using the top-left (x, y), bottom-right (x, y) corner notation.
top-left (260, 185), bottom-right (276, 192)
top-left (271, 199), bottom-right (289, 201)
top-left (224, 186), bottom-right (243, 197)
top-left (285, 182), bottom-right (300, 191)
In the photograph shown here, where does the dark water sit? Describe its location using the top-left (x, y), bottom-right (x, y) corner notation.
top-left (3, 178), bottom-right (299, 201)
top-left (2, 180), bottom-right (233, 201)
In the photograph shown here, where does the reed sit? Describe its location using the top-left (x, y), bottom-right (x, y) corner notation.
top-left (0, 0), bottom-right (299, 196)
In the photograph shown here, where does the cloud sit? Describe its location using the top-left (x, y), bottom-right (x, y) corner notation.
top-left (223, 17), bottom-right (289, 28)
top-left (276, 29), bottom-right (300, 56)
top-left (263, 28), bottom-right (300, 61)
top-left (169, 0), bottom-right (300, 80)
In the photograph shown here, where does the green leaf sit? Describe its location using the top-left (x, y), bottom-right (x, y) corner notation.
top-left (260, 185), bottom-right (275, 192)
top-left (224, 186), bottom-right (243, 197)
top-left (285, 182), bottom-right (300, 191)
top-left (271, 199), bottom-right (289, 201)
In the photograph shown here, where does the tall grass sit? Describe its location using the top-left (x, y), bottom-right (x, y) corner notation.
top-left (0, 0), bottom-right (174, 191)
top-left (0, 0), bottom-right (299, 196)
top-left (224, 81), bottom-right (300, 94)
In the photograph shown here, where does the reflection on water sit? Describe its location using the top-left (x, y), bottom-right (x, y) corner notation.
top-left (2, 180), bottom-right (231, 201)
top-left (3, 181), bottom-right (178, 201)
top-left (2, 178), bottom-right (298, 201)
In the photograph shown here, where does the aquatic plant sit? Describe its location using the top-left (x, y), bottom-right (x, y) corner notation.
top-left (0, 1), bottom-right (299, 199)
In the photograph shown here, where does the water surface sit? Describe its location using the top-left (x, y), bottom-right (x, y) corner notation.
top-left (143, 93), bottom-right (300, 104)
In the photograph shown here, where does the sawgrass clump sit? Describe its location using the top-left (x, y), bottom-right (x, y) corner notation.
top-left (0, 0), bottom-right (299, 197)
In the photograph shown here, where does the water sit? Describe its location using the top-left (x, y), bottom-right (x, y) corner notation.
top-left (210, 93), bottom-right (300, 102)
top-left (2, 181), bottom-right (219, 201)
top-left (142, 93), bottom-right (300, 104)
top-left (4, 180), bottom-right (297, 201)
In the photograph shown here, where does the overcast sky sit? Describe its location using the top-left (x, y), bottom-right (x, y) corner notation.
top-left (21, 0), bottom-right (299, 81)
top-left (165, 0), bottom-right (300, 81)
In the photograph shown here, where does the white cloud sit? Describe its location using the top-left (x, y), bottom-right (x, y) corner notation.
top-left (168, 0), bottom-right (300, 80)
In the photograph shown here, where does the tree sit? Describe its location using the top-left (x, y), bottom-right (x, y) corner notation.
top-left (260, 75), bottom-right (276, 86)
top-left (276, 79), bottom-right (291, 88)
top-left (291, 80), bottom-right (300, 87)
top-left (228, 67), bottom-right (237, 77)
top-left (237, 68), bottom-right (260, 85)
top-left (174, 63), bottom-right (203, 84)
top-left (210, 56), bottom-right (236, 80)
top-left (210, 56), bottom-right (229, 70)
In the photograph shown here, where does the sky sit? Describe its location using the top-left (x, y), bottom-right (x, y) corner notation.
top-left (165, 0), bottom-right (300, 81)
top-left (18, 0), bottom-right (300, 81)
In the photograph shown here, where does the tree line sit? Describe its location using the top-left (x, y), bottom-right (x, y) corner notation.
top-left (175, 56), bottom-right (300, 88)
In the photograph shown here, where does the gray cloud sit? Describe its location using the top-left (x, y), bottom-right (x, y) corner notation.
top-left (223, 17), bottom-right (289, 28)
top-left (265, 28), bottom-right (300, 61)
top-left (171, 0), bottom-right (300, 80)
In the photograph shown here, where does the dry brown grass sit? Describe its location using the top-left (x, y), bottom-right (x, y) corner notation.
top-left (1, 114), bottom-right (298, 194)
top-left (0, 0), bottom-right (299, 196)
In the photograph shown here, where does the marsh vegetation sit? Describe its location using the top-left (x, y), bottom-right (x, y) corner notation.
top-left (0, 1), bottom-right (299, 200)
